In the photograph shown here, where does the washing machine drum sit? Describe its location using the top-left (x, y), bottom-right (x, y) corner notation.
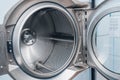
top-left (5, 1), bottom-right (79, 79)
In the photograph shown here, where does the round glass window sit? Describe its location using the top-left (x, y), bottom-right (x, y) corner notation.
top-left (93, 12), bottom-right (120, 74)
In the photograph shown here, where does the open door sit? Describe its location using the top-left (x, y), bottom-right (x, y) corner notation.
top-left (87, 0), bottom-right (120, 80)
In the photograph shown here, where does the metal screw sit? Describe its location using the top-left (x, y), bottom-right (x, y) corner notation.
top-left (0, 66), bottom-right (3, 69)
top-left (7, 31), bottom-right (10, 33)
top-left (9, 59), bottom-right (13, 63)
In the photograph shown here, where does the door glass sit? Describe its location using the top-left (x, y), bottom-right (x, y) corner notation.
top-left (93, 12), bottom-right (120, 74)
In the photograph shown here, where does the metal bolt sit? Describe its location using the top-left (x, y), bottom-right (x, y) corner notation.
top-left (9, 59), bottom-right (13, 63)
top-left (7, 31), bottom-right (10, 33)
top-left (0, 66), bottom-right (3, 69)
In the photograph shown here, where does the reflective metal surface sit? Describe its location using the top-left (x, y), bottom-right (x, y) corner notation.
top-left (21, 28), bottom-right (36, 45)
top-left (12, 2), bottom-right (79, 78)
top-left (93, 12), bottom-right (120, 74)
top-left (0, 25), bottom-right (8, 75)
top-left (9, 65), bottom-right (87, 80)
top-left (87, 0), bottom-right (120, 80)
top-left (3, 0), bottom-right (120, 80)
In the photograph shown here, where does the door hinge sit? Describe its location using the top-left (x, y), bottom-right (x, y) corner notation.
top-left (7, 41), bottom-right (13, 53)
top-left (73, 52), bottom-right (88, 68)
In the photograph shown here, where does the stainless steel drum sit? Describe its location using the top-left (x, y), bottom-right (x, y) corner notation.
top-left (12, 3), bottom-right (78, 78)
top-left (4, 0), bottom-right (81, 79)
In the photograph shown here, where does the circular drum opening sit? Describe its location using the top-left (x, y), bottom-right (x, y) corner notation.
top-left (12, 3), bottom-right (78, 78)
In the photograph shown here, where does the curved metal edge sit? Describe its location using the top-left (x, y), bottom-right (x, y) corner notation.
top-left (9, 66), bottom-right (87, 80)
top-left (3, 0), bottom-right (24, 26)
top-left (3, 0), bottom-right (86, 79)
top-left (87, 0), bottom-right (120, 80)
top-left (7, 0), bottom-right (83, 79)
top-left (12, 2), bottom-right (80, 78)
top-left (4, 0), bottom-right (74, 26)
